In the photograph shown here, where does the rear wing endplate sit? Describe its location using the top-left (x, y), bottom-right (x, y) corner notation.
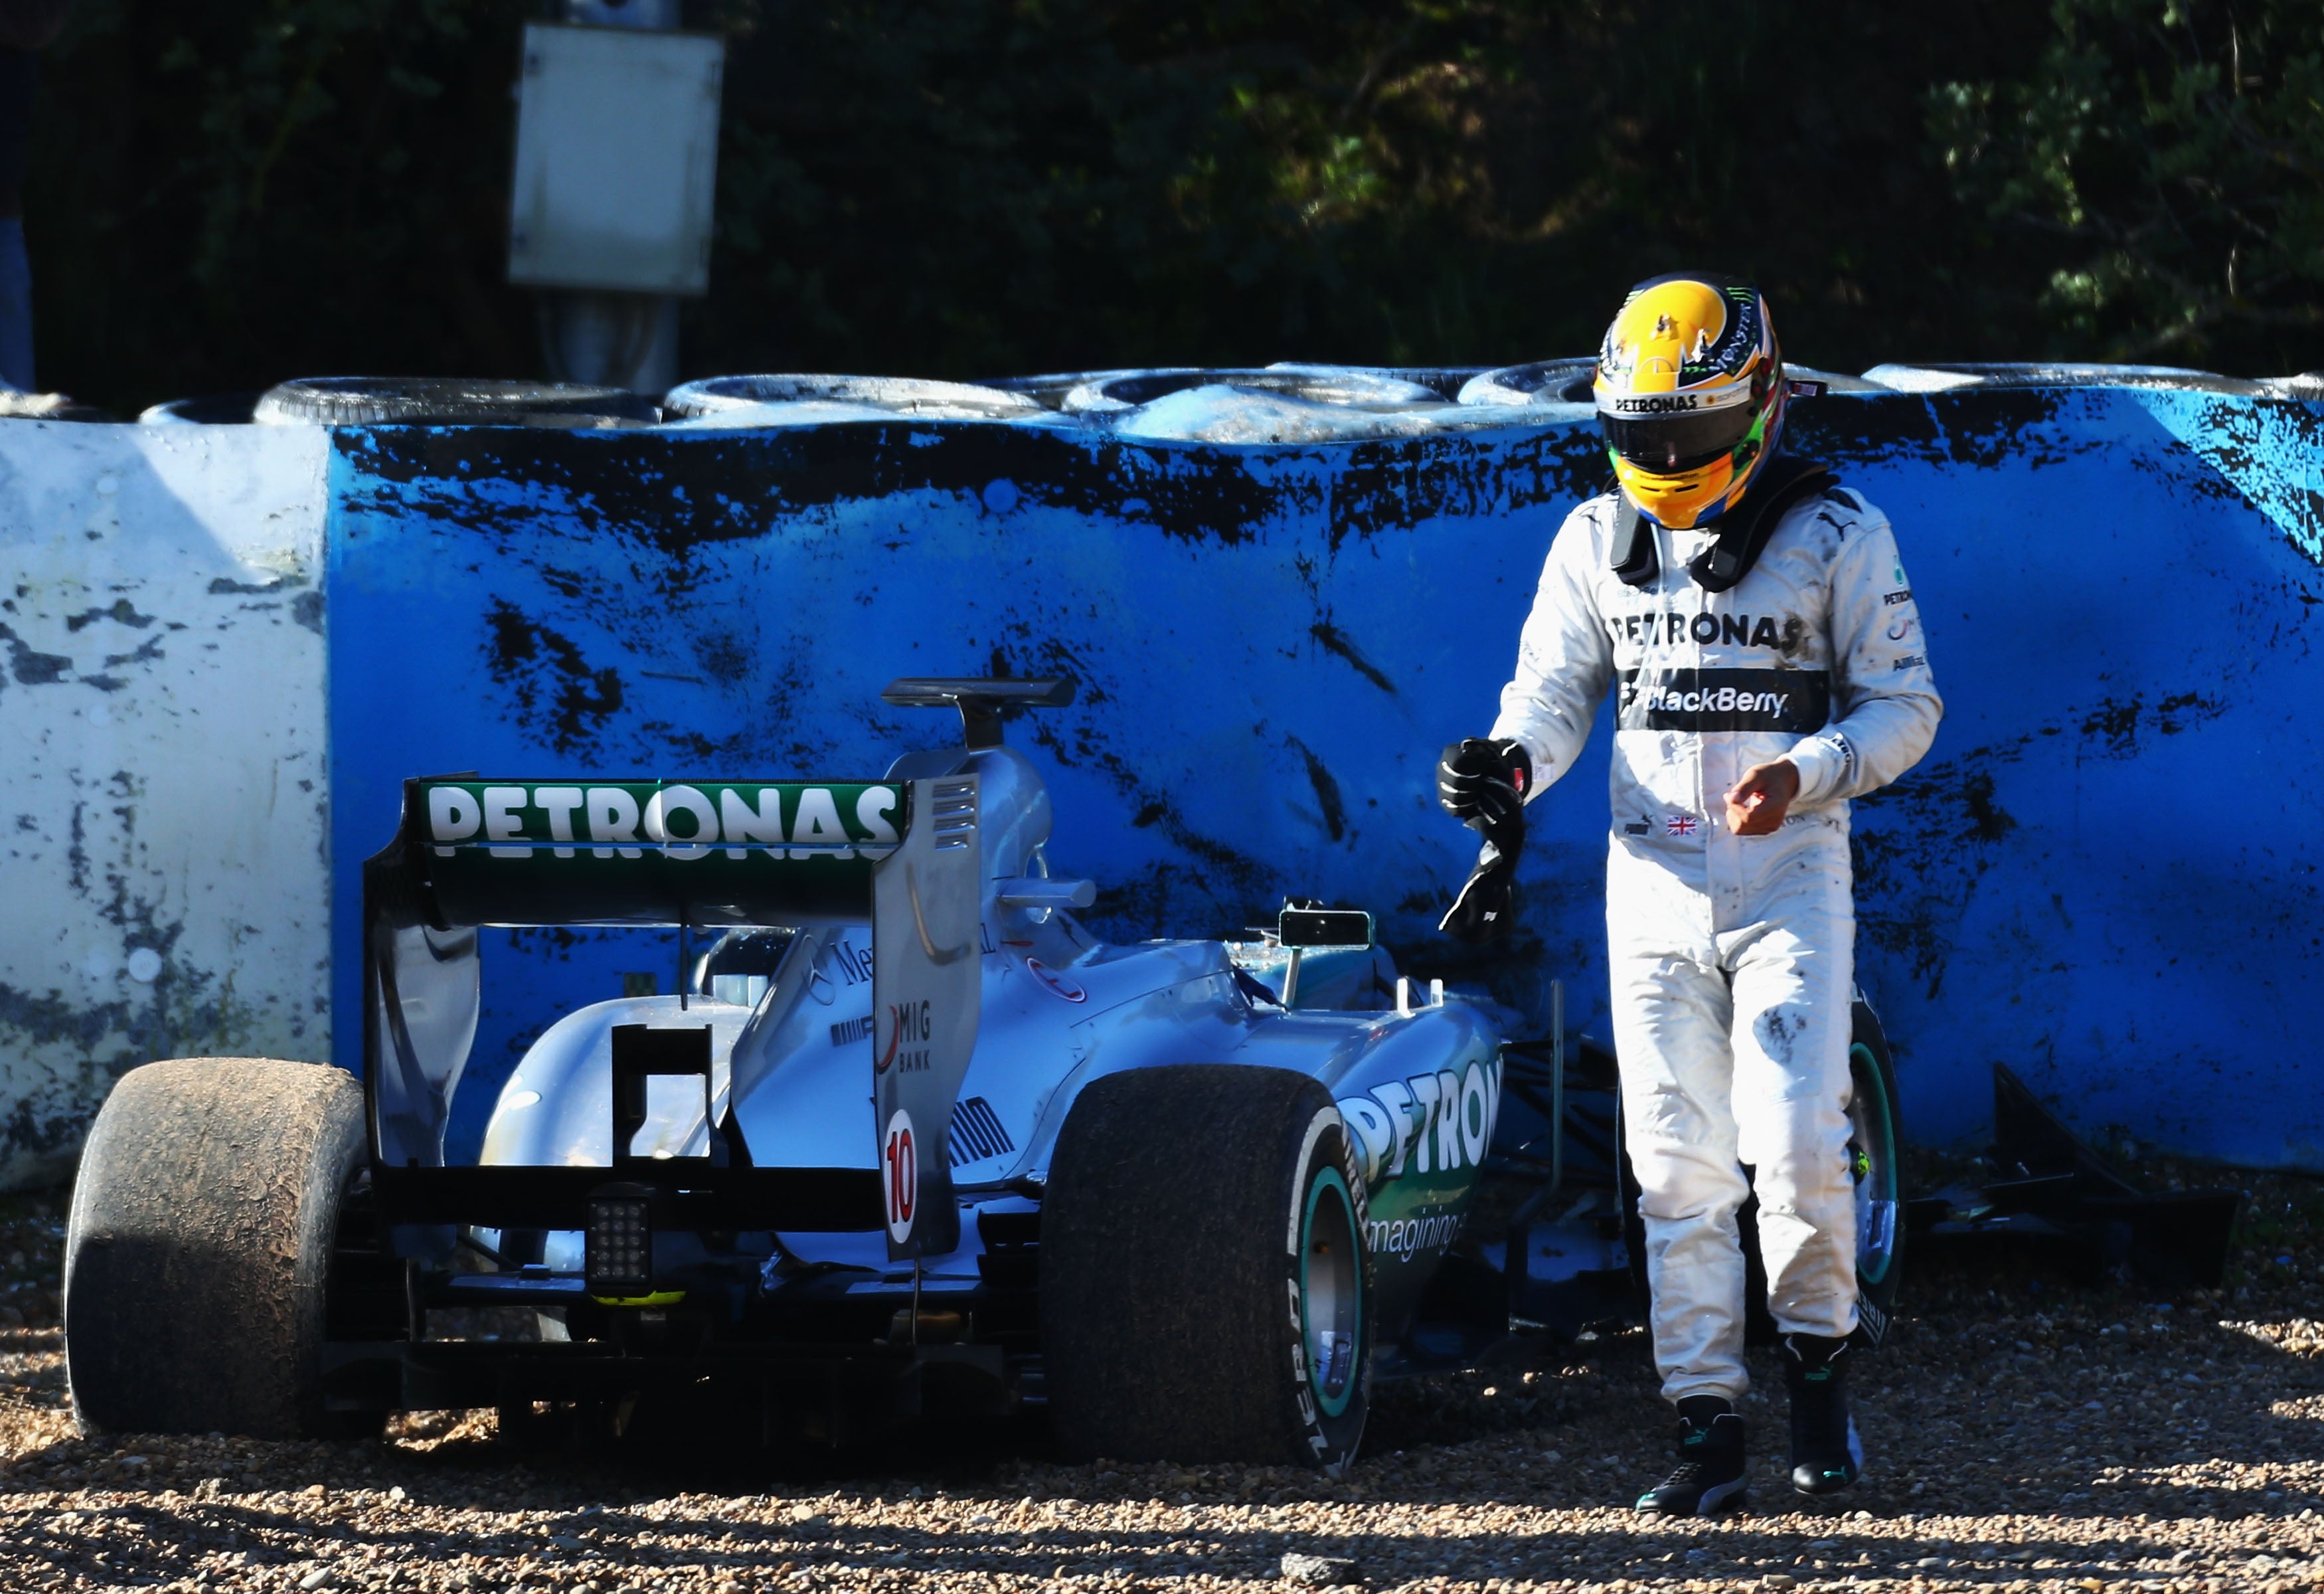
top-left (362, 774), bottom-right (981, 1257)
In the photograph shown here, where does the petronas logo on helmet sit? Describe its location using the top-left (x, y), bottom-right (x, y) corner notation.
top-left (1593, 271), bottom-right (1787, 531)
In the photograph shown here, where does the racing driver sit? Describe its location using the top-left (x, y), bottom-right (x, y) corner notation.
top-left (1436, 273), bottom-right (1942, 1513)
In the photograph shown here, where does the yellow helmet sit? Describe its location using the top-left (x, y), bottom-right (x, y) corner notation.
top-left (1594, 273), bottom-right (1787, 529)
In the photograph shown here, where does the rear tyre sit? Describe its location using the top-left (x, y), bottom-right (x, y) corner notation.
top-left (66, 1058), bottom-right (374, 1439)
top-left (1041, 1065), bottom-right (1372, 1472)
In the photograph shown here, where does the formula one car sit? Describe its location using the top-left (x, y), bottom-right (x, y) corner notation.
top-left (62, 677), bottom-right (1512, 1472)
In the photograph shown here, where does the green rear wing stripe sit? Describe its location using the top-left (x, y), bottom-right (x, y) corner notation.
top-left (408, 778), bottom-right (904, 927)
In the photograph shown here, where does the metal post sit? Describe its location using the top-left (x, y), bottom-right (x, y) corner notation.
top-left (537, 0), bottom-right (687, 397)
top-left (1550, 978), bottom-right (1564, 1195)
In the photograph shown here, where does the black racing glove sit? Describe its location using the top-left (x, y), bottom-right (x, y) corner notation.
top-left (1436, 737), bottom-right (1532, 835)
top-left (1440, 834), bottom-right (1520, 943)
top-left (1437, 739), bottom-right (1533, 943)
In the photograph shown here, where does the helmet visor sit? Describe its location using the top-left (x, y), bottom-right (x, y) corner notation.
top-left (1599, 399), bottom-right (1760, 475)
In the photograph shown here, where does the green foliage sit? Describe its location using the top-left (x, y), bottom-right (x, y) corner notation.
top-left (1932, 0), bottom-right (2324, 368)
top-left (17, 0), bottom-right (2321, 413)
top-left (31, 0), bottom-right (534, 409)
top-left (697, 1), bottom-right (2071, 381)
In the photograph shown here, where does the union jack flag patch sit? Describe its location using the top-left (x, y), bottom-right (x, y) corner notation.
top-left (1665, 814), bottom-right (1698, 838)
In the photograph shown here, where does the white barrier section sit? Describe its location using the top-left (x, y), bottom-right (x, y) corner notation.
top-left (0, 422), bottom-right (330, 1188)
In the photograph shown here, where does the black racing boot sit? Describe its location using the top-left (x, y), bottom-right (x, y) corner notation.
top-left (1635, 1395), bottom-right (1749, 1516)
top-left (1784, 1333), bottom-right (1863, 1496)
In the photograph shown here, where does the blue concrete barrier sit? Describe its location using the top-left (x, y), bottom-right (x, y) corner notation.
top-left (323, 385), bottom-right (2324, 1168)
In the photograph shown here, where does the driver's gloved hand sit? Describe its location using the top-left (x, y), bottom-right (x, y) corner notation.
top-left (1437, 739), bottom-right (1532, 944)
top-left (1440, 833), bottom-right (1521, 943)
top-left (1437, 738), bottom-right (1532, 835)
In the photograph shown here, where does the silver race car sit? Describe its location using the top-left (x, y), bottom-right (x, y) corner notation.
top-left (63, 677), bottom-right (1517, 1472)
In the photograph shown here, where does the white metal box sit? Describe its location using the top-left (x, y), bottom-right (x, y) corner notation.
top-left (507, 23), bottom-right (725, 296)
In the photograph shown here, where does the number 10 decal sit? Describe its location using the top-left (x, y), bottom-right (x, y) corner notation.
top-left (871, 774), bottom-right (980, 1259)
top-left (884, 1107), bottom-right (918, 1243)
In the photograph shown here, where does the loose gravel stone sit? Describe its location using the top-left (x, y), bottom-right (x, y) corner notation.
top-left (3, 1168), bottom-right (2319, 1593)
top-left (1283, 1549), bottom-right (1363, 1584)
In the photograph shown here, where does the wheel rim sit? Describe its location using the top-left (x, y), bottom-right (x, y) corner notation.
top-left (1847, 1042), bottom-right (1901, 1286)
top-left (1300, 1167), bottom-right (1363, 1419)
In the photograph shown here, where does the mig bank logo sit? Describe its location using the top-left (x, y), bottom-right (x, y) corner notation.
top-left (878, 999), bottom-right (935, 1075)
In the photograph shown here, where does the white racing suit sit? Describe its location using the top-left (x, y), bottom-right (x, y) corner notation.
top-left (1491, 484), bottom-right (1942, 1403)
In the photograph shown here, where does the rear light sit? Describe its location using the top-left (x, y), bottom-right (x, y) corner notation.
top-left (586, 1194), bottom-right (651, 1294)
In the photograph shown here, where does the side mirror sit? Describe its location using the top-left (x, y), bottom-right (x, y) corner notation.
top-left (1278, 905), bottom-right (1372, 949)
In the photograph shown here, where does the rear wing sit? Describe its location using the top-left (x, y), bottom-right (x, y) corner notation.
top-left (362, 774), bottom-right (981, 1258)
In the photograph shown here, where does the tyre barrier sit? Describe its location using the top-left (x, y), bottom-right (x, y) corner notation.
top-left (1859, 361), bottom-right (2276, 396)
top-left (1060, 364), bottom-right (1590, 442)
top-left (313, 366), bottom-right (2324, 1170)
top-left (1266, 363), bottom-right (1488, 402)
top-left (659, 365), bottom-right (1554, 443)
top-left (126, 359), bottom-right (2310, 430)
top-left (136, 382), bottom-right (657, 428)
top-left (1457, 359), bottom-right (1893, 407)
top-left (661, 374), bottom-right (1044, 425)
top-left (1, 360), bottom-right (2319, 1184)
top-left (1455, 357), bottom-right (1599, 407)
top-left (1055, 365), bottom-right (1480, 446)
top-left (137, 392), bottom-right (263, 425)
top-left (1062, 367), bottom-right (1444, 413)
top-left (981, 369), bottom-right (1206, 411)
top-left (254, 377), bottom-right (659, 428)
top-left (0, 390), bottom-right (110, 422)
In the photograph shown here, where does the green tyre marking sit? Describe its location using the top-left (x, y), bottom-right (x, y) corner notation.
top-left (1850, 1040), bottom-right (1900, 1286)
top-left (1300, 1164), bottom-right (1361, 1421)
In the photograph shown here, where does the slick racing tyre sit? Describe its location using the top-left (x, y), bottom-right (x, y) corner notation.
top-left (1616, 998), bottom-right (1906, 1349)
top-left (1042, 1065), bottom-right (1373, 1473)
top-left (66, 1058), bottom-right (387, 1439)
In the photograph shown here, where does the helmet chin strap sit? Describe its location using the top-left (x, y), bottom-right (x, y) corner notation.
top-left (1610, 456), bottom-right (1836, 592)
top-left (1609, 491), bottom-right (1661, 586)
